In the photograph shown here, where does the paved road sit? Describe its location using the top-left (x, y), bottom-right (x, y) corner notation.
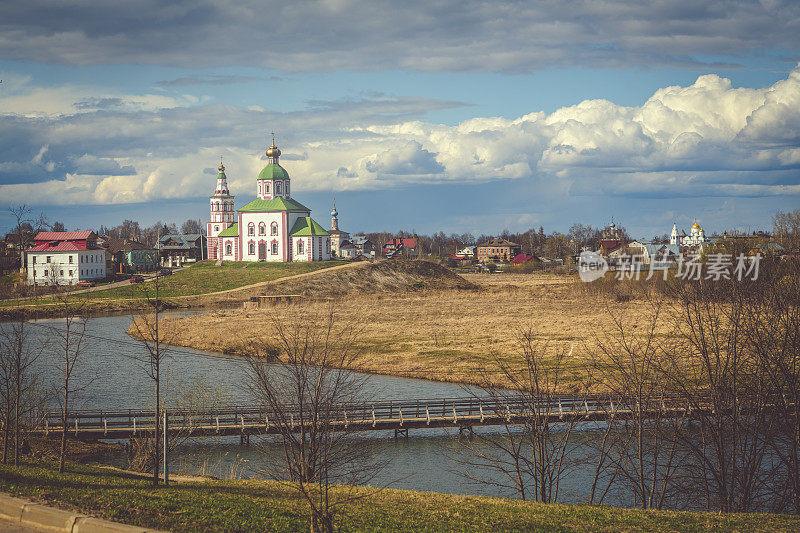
top-left (0, 517), bottom-right (47, 532)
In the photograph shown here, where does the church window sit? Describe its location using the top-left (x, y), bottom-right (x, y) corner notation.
top-left (249, 243), bottom-right (255, 255)
top-left (265, 183), bottom-right (270, 193)
top-left (248, 223), bottom-right (255, 236)
top-left (259, 222), bottom-right (266, 236)
top-left (271, 243), bottom-right (278, 255)
top-left (215, 225), bottom-right (219, 232)
top-left (297, 240), bottom-right (304, 254)
top-left (285, 183), bottom-right (289, 196)
top-left (226, 243), bottom-right (232, 255)
top-left (275, 182), bottom-right (282, 195)
top-left (271, 222), bottom-right (278, 236)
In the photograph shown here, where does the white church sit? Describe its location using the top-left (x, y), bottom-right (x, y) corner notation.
top-left (670, 221), bottom-right (706, 247)
top-left (206, 140), bottom-right (331, 262)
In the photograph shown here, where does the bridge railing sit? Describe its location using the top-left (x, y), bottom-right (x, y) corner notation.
top-left (35, 392), bottom-right (705, 434)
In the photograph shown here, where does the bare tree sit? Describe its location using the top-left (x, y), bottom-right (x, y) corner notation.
top-left (592, 299), bottom-right (683, 510)
top-left (0, 316), bottom-right (44, 465)
top-left (52, 294), bottom-right (90, 472)
top-left (8, 204), bottom-right (33, 273)
top-left (244, 308), bottom-right (382, 533)
top-left (458, 333), bottom-right (583, 502)
top-left (129, 273), bottom-right (174, 486)
top-left (660, 276), bottom-right (777, 513)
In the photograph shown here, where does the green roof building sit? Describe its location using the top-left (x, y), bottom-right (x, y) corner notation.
top-left (207, 138), bottom-right (332, 263)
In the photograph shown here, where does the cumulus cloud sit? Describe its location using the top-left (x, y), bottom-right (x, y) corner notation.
top-left (1, 65), bottom-right (800, 207)
top-left (0, 1), bottom-right (797, 72)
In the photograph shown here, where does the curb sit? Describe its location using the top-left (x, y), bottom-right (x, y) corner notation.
top-left (0, 492), bottom-right (166, 532)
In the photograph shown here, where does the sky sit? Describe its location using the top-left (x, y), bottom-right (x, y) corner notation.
top-left (1, 0), bottom-right (799, 240)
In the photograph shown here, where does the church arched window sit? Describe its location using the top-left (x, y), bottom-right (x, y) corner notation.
top-left (249, 243), bottom-right (255, 255)
top-left (265, 183), bottom-right (270, 193)
top-left (275, 182), bottom-right (282, 195)
top-left (248, 223), bottom-right (255, 236)
top-left (225, 243), bottom-right (232, 255)
top-left (297, 240), bottom-right (304, 254)
top-left (258, 222), bottom-right (266, 236)
top-left (271, 222), bottom-right (278, 236)
top-left (285, 182), bottom-right (289, 196)
top-left (271, 242), bottom-right (278, 255)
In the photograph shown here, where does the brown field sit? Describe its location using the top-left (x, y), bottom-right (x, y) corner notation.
top-left (156, 265), bottom-right (673, 390)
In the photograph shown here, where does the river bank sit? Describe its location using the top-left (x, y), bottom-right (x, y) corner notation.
top-left (153, 271), bottom-right (669, 390)
top-left (3, 460), bottom-right (798, 532)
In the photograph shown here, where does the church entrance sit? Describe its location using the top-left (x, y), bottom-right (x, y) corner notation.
top-left (258, 242), bottom-right (266, 261)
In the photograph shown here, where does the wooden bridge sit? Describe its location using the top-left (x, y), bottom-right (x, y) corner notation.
top-left (31, 394), bottom-right (705, 441)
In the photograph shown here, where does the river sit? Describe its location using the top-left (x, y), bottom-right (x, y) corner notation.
top-left (22, 313), bottom-right (623, 506)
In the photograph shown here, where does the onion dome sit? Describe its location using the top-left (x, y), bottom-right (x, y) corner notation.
top-left (266, 143), bottom-right (281, 159)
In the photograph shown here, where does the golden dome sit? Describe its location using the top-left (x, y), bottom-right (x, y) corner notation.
top-left (218, 163), bottom-right (225, 172)
top-left (266, 143), bottom-right (281, 158)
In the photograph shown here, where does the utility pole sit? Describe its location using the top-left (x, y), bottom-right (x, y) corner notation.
top-left (163, 409), bottom-right (168, 486)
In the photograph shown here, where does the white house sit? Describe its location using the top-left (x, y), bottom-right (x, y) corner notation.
top-left (26, 231), bottom-right (106, 285)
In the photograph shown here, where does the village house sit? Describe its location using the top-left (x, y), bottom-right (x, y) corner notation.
top-left (103, 238), bottom-right (158, 274)
top-left (159, 233), bottom-right (207, 267)
top-left (477, 238), bottom-right (521, 263)
top-left (351, 235), bottom-right (377, 257)
top-left (26, 231), bottom-right (106, 285)
top-left (383, 237), bottom-right (418, 258)
top-left (338, 241), bottom-right (358, 259)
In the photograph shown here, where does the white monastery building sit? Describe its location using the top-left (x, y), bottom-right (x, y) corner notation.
top-left (670, 221), bottom-right (706, 247)
top-left (26, 231), bottom-right (106, 285)
top-left (206, 140), bottom-right (331, 262)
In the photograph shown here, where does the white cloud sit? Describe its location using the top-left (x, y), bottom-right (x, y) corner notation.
top-left (1, 65), bottom-right (799, 207)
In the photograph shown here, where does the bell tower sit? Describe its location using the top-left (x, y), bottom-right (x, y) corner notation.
top-left (207, 160), bottom-right (236, 260)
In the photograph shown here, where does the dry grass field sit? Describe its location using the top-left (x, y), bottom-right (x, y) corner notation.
top-left (156, 265), bottom-right (674, 390)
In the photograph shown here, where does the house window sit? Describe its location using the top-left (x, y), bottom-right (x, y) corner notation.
top-left (68, 256), bottom-right (73, 264)
top-left (68, 270), bottom-right (72, 276)
top-left (271, 222), bottom-right (278, 236)
top-left (271, 243), bottom-right (278, 255)
top-left (249, 243), bottom-right (255, 255)
top-left (46, 256), bottom-right (51, 263)
top-left (226, 243), bottom-right (232, 255)
top-left (297, 240), bottom-right (304, 254)
top-left (60, 270), bottom-right (64, 276)
top-left (259, 222), bottom-right (266, 236)
top-left (248, 223), bottom-right (255, 236)
top-left (32, 256), bottom-right (36, 264)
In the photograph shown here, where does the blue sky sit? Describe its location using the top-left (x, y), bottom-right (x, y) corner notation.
top-left (1, 0), bottom-right (799, 240)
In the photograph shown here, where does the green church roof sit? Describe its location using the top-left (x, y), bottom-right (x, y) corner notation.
top-left (238, 197), bottom-right (311, 213)
top-left (290, 217), bottom-right (330, 237)
top-left (257, 163), bottom-right (290, 181)
top-left (218, 223), bottom-right (239, 237)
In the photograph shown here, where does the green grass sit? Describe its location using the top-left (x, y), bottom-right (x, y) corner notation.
top-left (1, 460), bottom-right (799, 532)
top-left (86, 260), bottom-right (345, 299)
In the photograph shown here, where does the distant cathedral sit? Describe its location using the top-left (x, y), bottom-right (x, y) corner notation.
top-left (206, 139), bottom-right (331, 262)
top-left (670, 221), bottom-right (706, 247)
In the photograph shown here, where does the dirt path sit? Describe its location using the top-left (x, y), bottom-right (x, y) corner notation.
top-left (174, 260), bottom-right (365, 300)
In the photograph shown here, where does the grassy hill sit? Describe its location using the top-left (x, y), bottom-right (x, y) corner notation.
top-left (2, 460), bottom-right (798, 532)
top-left (84, 260), bottom-right (346, 299)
